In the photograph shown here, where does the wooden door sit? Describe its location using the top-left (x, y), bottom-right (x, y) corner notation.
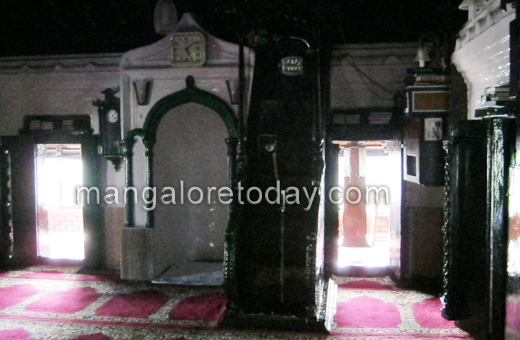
top-left (2, 136), bottom-right (38, 264)
top-left (387, 139), bottom-right (403, 278)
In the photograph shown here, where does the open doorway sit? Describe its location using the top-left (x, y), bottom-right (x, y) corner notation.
top-left (35, 144), bottom-right (84, 260)
top-left (336, 140), bottom-right (399, 268)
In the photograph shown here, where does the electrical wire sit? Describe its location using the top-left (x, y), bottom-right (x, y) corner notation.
top-left (356, 67), bottom-right (395, 101)
top-left (334, 19), bottom-right (396, 98)
top-left (333, 45), bottom-right (396, 101)
top-left (341, 53), bottom-right (394, 95)
top-left (340, 52), bottom-right (395, 102)
top-left (332, 19), bottom-right (395, 101)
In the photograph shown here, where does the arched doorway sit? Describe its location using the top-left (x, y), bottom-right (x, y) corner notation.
top-left (123, 76), bottom-right (238, 284)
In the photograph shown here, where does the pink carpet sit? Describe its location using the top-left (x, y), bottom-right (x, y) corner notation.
top-left (507, 299), bottom-right (520, 332)
top-left (95, 290), bottom-right (169, 318)
top-left (335, 296), bottom-right (401, 328)
top-left (169, 292), bottom-right (227, 322)
top-left (0, 284), bottom-right (38, 310)
top-left (25, 287), bottom-right (102, 314)
top-left (0, 328), bottom-right (34, 340)
top-left (0, 268), bottom-right (471, 339)
top-left (413, 298), bottom-right (458, 329)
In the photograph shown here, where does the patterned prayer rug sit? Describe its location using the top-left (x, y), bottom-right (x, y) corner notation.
top-left (0, 267), bottom-right (472, 340)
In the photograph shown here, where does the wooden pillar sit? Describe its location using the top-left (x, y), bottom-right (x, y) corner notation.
top-left (343, 144), bottom-right (369, 247)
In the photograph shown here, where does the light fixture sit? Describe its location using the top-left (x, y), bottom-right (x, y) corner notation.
top-left (459, 0), bottom-right (488, 9)
top-left (226, 79), bottom-right (240, 105)
top-left (414, 46), bottom-right (431, 68)
top-left (133, 79), bottom-right (153, 106)
top-left (153, 0), bottom-right (178, 35)
top-left (458, 0), bottom-right (472, 10)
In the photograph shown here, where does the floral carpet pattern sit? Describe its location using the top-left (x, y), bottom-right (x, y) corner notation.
top-left (0, 267), bottom-right (472, 340)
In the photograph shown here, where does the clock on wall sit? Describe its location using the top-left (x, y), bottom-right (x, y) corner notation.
top-left (107, 109), bottom-right (119, 123)
top-left (170, 31), bottom-right (206, 67)
top-left (92, 88), bottom-right (122, 171)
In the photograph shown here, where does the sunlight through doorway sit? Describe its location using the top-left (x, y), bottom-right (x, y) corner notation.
top-left (35, 144), bottom-right (84, 260)
top-left (337, 140), bottom-right (396, 268)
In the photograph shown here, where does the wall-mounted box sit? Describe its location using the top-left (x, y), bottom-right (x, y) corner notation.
top-left (405, 85), bottom-right (450, 117)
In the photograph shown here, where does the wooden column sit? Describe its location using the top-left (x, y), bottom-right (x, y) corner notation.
top-left (343, 144), bottom-right (369, 247)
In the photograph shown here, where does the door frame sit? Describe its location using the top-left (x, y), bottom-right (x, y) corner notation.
top-left (0, 132), bottom-right (104, 268)
top-left (327, 138), bottom-right (403, 277)
top-left (327, 107), bottom-right (403, 278)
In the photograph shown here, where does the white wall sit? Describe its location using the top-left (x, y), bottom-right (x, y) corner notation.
top-left (331, 43), bottom-right (417, 110)
top-left (0, 54), bottom-right (121, 136)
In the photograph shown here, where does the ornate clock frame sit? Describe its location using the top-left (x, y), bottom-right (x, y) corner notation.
top-left (93, 88), bottom-right (123, 171)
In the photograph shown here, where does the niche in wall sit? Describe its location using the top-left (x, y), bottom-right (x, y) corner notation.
top-left (152, 103), bottom-right (229, 285)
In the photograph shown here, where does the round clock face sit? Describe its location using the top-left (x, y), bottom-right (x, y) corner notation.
top-left (170, 32), bottom-right (206, 66)
top-left (107, 110), bottom-right (119, 123)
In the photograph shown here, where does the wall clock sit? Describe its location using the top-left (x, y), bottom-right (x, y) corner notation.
top-left (92, 88), bottom-right (122, 171)
top-left (170, 31), bottom-right (206, 67)
top-left (107, 109), bottom-right (119, 123)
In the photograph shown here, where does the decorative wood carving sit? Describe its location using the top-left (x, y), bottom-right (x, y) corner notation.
top-left (123, 75), bottom-right (239, 228)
